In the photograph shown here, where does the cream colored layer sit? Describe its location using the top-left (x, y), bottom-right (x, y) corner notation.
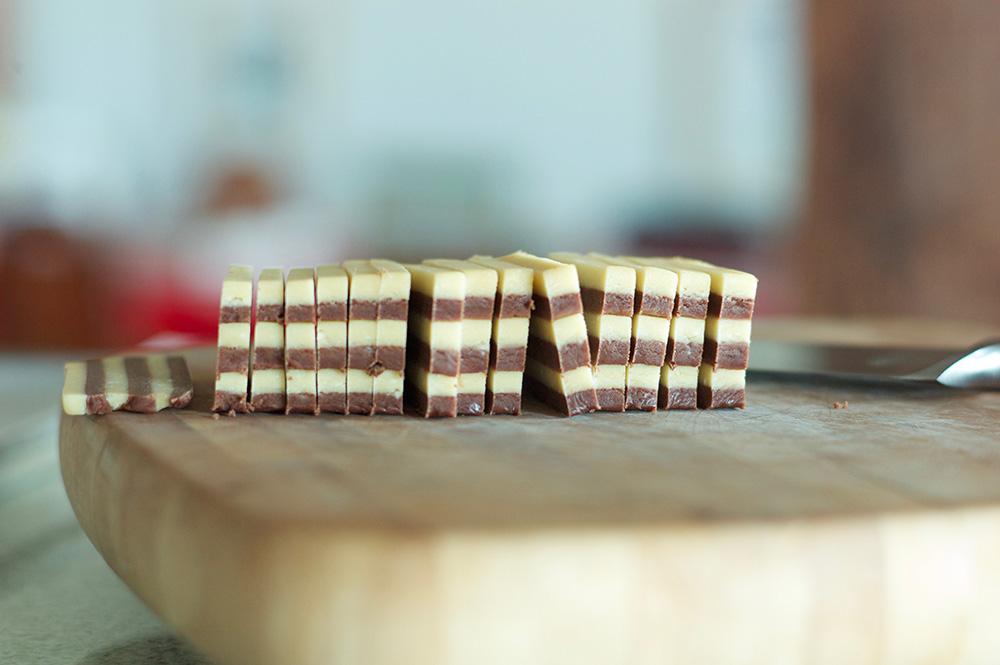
top-left (407, 365), bottom-right (459, 397)
top-left (404, 263), bottom-right (465, 301)
top-left (467, 256), bottom-right (533, 298)
top-left (705, 317), bottom-right (753, 342)
top-left (425, 259), bottom-right (499, 299)
top-left (218, 322), bottom-right (251, 348)
top-left (99, 357), bottom-right (127, 409)
top-left (147, 355), bottom-right (176, 411)
top-left (251, 369), bottom-right (285, 394)
top-left (373, 370), bottom-right (404, 398)
top-left (62, 362), bottom-right (87, 415)
top-left (317, 368), bottom-right (346, 393)
top-left (663, 256), bottom-right (758, 301)
top-left (256, 268), bottom-right (285, 306)
top-left (347, 320), bottom-right (376, 348)
top-left (498, 252), bottom-right (581, 300)
top-left (217, 371), bottom-right (250, 393)
top-left (660, 364), bottom-right (698, 388)
top-left (461, 319), bottom-right (492, 351)
top-left (494, 317), bottom-right (529, 347)
top-left (372, 259), bottom-right (411, 301)
top-left (254, 321), bottom-right (284, 348)
top-left (377, 320), bottom-right (408, 347)
top-left (286, 369), bottom-right (316, 396)
top-left (589, 254), bottom-right (679, 308)
top-left (628, 257), bottom-right (710, 304)
top-left (582, 312), bottom-right (632, 342)
top-left (593, 364), bottom-right (626, 390)
top-left (549, 252), bottom-right (636, 296)
top-left (316, 264), bottom-right (348, 306)
top-left (316, 321), bottom-right (346, 348)
top-left (286, 321), bottom-right (316, 350)
top-left (344, 260), bottom-right (381, 304)
top-left (529, 314), bottom-right (588, 346)
top-left (457, 371), bottom-right (487, 395)
top-left (626, 363), bottom-right (660, 390)
top-left (634, 314), bottom-right (671, 345)
top-left (670, 317), bottom-right (706, 345)
top-left (285, 268), bottom-right (316, 307)
top-left (488, 370), bottom-right (524, 394)
top-left (525, 360), bottom-right (595, 394)
top-left (345, 368), bottom-right (374, 395)
top-left (409, 316), bottom-right (462, 351)
top-left (220, 265), bottom-right (253, 308)
top-left (698, 365), bottom-right (746, 389)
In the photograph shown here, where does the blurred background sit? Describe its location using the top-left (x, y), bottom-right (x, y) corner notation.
top-left (0, 0), bottom-right (996, 350)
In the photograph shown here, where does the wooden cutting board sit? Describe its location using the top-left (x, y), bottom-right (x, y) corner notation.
top-left (60, 319), bottom-right (1000, 665)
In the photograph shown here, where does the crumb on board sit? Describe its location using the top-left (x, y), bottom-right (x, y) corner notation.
top-left (211, 412), bottom-right (220, 420)
top-left (833, 401), bottom-right (849, 409)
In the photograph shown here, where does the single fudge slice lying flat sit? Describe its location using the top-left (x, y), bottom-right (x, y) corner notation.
top-left (425, 259), bottom-right (498, 415)
top-left (64, 354), bottom-right (193, 415)
top-left (213, 264), bottom-right (253, 413)
top-left (344, 260), bottom-right (380, 414)
top-left (316, 264), bottom-right (349, 414)
top-left (250, 268), bottom-right (286, 412)
top-left (549, 252), bottom-right (634, 412)
top-left (467, 256), bottom-right (533, 415)
top-left (499, 252), bottom-right (597, 417)
top-left (285, 267), bottom-right (318, 414)
top-left (371, 259), bottom-right (410, 415)
top-left (405, 264), bottom-right (465, 417)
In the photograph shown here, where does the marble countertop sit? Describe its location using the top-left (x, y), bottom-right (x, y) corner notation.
top-left (0, 355), bottom-right (211, 664)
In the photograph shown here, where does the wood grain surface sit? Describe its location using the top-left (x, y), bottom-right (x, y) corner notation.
top-left (60, 319), bottom-right (1000, 665)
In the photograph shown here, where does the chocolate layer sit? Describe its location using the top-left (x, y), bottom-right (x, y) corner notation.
top-left (464, 296), bottom-right (494, 320)
top-left (217, 347), bottom-right (249, 373)
top-left (636, 291), bottom-right (674, 318)
top-left (409, 291), bottom-right (462, 321)
top-left (347, 392), bottom-right (372, 415)
top-left (251, 392), bottom-right (286, 413)
top-left (379, 298), bottom-right (409, 321)
top-left (666, 340), bottom-right (703, 368)
top-left (86, 394), bottom-right (112, 415)
top-left (347, 346), bottom-right (376, 370)
top-left (580, 287), bottom-right (633, 317)
top-left (625, 386), bottom-right (657, 412)
top-left (124, 357), bottom-right (154, 413)
top-left (588, 336), bottom-right (629, 365)
top-left (214, 390), bottom-right (249, 413)
top-left (219, 305), bottom-right (251, 323)
top-left (528, 336), bottom-right (590, 373)
top-left (376, 346), bottom-right (406, 372)
top-left (350, 300), bottom-right (378, 321)
top-left (632, 338), bottom-right (667, 366)
top-left (286, 348), bottom-right (316, 371)
top-left (286, 393), bottom-right (317, 415)
top-left (533, 293), bottom-right (582, 321)
top-left (254, 347), bottom-right (284, 370)
top-left (495, 293), bottom-right (532, 319)
top-left (408, 387), bottom-right (457, 418)
top-left (257, 304), bottom-right (284, 322)
top-left (658, 387), bottom-right (697, 410)
top-left (410, 338), bottom-right (460, 376)
top-left (373, 392), bottom-right (404, 415)
top-left (708, 293), bottom-right (754, 320)
top-left (84, 360), bottom-right (104, 403)
top-left (595, 388), bottom-right (625, 412)
top-left (457, 393), bottom-right (485, 416)
top-left (319, 347), bottom-right (347, 370)
top-left (486, 391), bottom-right (521, 415)
top-left (524, 375), bottom-right (597, 417)
top-left (675, 296), bottom-right (708, 319)
top-left (460, 347), bottom-right (489, 374)
top-left (285, 304), bottom-right (316, 323)
top-left (703, 340), bottom-right (750, 370)
top-left (318, 302), bottom-right (347, 321)
top-left (697, 386), bottom-right (746, 409)
top-left (491, 344), bottom-right (527, 372)
top-left (318, 392), bottom-right (348, 414)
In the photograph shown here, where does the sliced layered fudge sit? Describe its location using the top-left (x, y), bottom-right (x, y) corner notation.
top-left (425, 259), bottom-right (498, 415)
top-left (405, 264), bottom-right (465, 417)
top-left (371, 259), bottom-right (410, 415)
top-left (344, 260), bottom-right (380, 415)
top-left (63, 355), bottom-right (193, 415)
top-left (250, 268), bottom-right (286, 412)
top-left (467, 256), bottom-right (533, 415)
top-left (213, 265), bottom-right (253, 413)
top-left (316, 264), bottom-right (349, 414)
top-left (284, 267), bottom-right (318, 414)
top-left (499, 252), bottom-right (597, 417)
top-left (549, 252), bottom-right (634, 412)
top-left (588, 254), bottom-right (677, 411)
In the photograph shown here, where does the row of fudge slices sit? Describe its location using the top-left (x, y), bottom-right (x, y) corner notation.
top-left (211, 252), bottom-right (756, 417)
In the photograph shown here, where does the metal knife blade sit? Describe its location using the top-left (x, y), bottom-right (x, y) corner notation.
top-left (748, 338), bottom-right (1000, 389)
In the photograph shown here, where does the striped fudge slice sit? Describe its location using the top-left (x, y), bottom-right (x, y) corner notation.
top-left (250, 268), bottom-right (286, 412)
top-left (549, 252), bottom-right (634, 412)
top-left (467, 256), bottom-right (533, 415)
top-left (344, 260), bottom-right (380, 415)
top-left (405, 264), bottom-right (464, 417)
top-left (425, 259), bottom-right (498, 416)
top-left (371, 259), bottom-right (410, 415)
top-left (284, 267), bottom-right (318, 414)
top-left (63, 355), bottom-right (193, 415)
top-left (316, 264), bottom-right (349, 414)
top-left (589, 254), bottom-right (677, 411)
top-left (213, 264), bottom-right (253, 413)
top-left (498, 252), bottom-right (597, 417)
